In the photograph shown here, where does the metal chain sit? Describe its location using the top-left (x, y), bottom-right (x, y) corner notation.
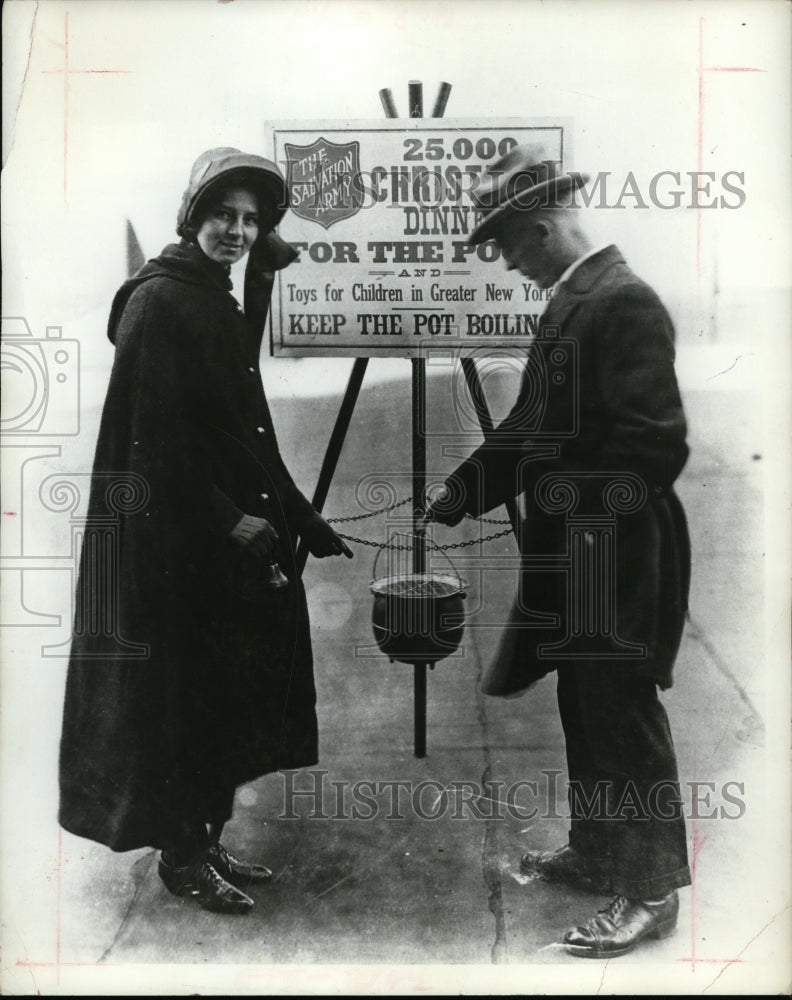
top-left (333, 525), bottom-right (514, 550)
top-left (332, 534), bottom-right (413, 551)
top-left (325, 495), bottom-right (514, 550)
top-left (325, 497), bottom-right (412, 523)
top-left (432, 525), bottom-right (515, 550)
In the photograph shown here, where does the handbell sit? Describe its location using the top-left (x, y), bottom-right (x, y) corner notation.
top-left (262, 560), bottom-right (289, 588)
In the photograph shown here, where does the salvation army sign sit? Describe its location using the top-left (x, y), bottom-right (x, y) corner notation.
top-left (265, 118), bottom-right (571, 356)
top-left (284, 137), bottom-right (364, 229)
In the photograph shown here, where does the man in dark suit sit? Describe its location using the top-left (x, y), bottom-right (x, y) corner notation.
top-left (424, 145), bottom-right (692, 958)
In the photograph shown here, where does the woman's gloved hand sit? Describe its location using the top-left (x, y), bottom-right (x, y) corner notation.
top-left (301, 513), bottom-right (353, 559)
top-left (230, 514), bottom-right (280, 559)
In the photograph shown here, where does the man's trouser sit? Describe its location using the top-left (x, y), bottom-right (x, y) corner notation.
top-left (557, 662), bottom-right (691, 899)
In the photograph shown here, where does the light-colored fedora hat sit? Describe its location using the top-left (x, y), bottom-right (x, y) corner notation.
top-left (469, 143), bottom-right (589, 244)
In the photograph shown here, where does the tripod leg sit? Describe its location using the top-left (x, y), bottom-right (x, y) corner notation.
top-left (460, 357), bottom-right (521, 540)
top-left (296, 357), bottom-right (368, 576)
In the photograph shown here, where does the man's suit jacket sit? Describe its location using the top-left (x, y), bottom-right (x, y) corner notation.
top-left (444, 245), bottom-right (691, 695)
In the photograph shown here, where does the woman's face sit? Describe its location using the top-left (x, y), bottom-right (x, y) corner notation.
top-left (196, 185), bottom-right (260, 264)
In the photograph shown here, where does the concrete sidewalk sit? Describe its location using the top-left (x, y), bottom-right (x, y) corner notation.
top-left (50, 373), bottom-right (781, 990)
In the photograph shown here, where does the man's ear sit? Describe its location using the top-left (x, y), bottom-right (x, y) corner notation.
top-left (535, 220), bottom-right (551, 244)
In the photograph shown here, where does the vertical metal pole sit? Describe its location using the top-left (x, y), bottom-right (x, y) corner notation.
top-left (412, 355), bottom-right (427, 758)
top-left (408, 80), bottom-right (423, 119)
top-left (409, 79), bottom-right (428, 757)
top-left (412, 359), bottom-right (427, 575)
top-left (383, 80), bottom-right (453, 757)
top-left (413, 656), bottom-right (427, 759)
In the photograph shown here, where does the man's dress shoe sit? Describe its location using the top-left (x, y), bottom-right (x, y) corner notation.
top-left (204, 841), bottom-right (273, 888)
top-left (563, 892), bottom-right (679, 958)
top-left (158, 854), bottom-right (254, 915)
top-left (520, 845), bottom-right (609, 893)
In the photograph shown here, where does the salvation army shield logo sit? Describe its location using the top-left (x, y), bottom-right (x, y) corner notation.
top-left (284, 138), bottom-right (363, 229)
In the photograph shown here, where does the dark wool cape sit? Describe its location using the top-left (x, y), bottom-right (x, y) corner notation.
top-left (444, 246), bottom-right (692, 697)
top-left (59, 241), bottom-right (318, 851)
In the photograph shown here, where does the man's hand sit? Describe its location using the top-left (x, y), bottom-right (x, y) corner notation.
top-left (230, 514), bottom-right (280, 559)
top-left (301, 512), bottom-right (353, 559)
top-left (419, 484), bottom-right (464, 529)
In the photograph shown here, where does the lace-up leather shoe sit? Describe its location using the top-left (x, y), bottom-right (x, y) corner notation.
top-left (158, 854), bottom-right (254, 914)
top-left (520, 845), bottom-right (609, 893)
top-left (563, 892), bottom-right (679, 958)
top-left (204, 841), bottom-right (273, 888)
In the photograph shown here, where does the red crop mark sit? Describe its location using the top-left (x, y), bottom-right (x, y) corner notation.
top-left (696, 16), bottom-right (704, 278)
top-left (689, 822), bottom-right (707, 971)
top-left (41, 12), bottom-right (130, 204)
top-left (676, 821), bottom-right (747, 971)
top-left (702, 903), bottom-right (790, 992)
top-left (3, 511), bottom-right (18, 515)
top-left (56, 827), bottom-right (62, 984)
top-left (696, 17), bottom-right (765, 280)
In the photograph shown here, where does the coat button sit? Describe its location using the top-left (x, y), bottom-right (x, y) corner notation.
top-left (260, 493), bottom-right (269, 500)
top-left (248, 366), bottom-right (256, 374)
top-left (256, 426), bottom-right (266, 435)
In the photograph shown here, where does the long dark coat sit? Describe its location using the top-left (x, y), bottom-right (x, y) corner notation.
top-left (59, 240), bottom-right (319, 851)
top-left (445, 246), bottom-right (691, 696)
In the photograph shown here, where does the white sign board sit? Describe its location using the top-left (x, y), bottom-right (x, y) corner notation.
top-left (265, 118), bottom-right (571, 356)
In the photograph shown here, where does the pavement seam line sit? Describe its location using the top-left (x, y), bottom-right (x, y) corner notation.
top-left (685, 614), bottom-right (764, 735)
top-left (97, 850), bottom-right (156, 964)
top-left (469, 625), bottom-right (509, 964)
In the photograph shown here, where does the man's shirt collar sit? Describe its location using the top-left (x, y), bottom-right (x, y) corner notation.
top-left (551, 243), bottom-right (610, 296)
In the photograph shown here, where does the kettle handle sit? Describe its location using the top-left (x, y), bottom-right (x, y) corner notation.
top-left (371, 532), bottom-right (465, 586)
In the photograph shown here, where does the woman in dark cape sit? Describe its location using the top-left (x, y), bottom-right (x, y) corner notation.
top-left (59, 148), bottom-right (349, 914)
